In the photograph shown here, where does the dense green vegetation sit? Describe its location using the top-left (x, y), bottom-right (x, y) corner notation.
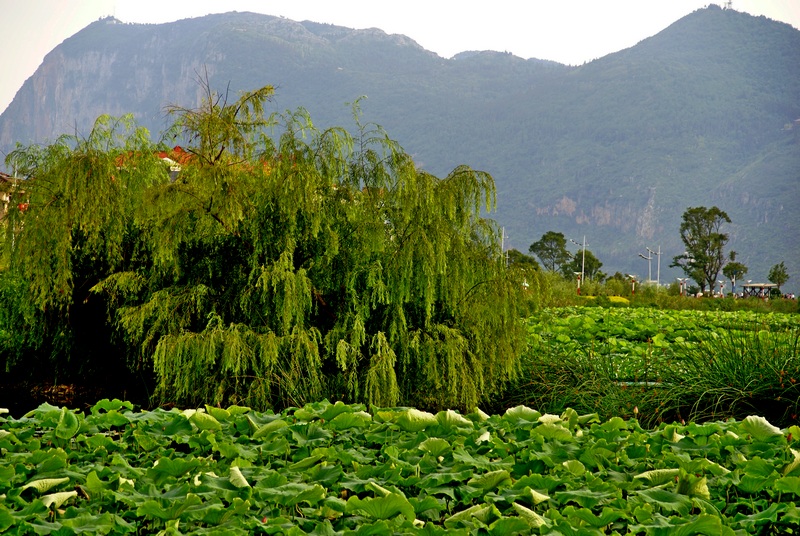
top-left (2, 6), bottom-right (798, 284)
top-left (0, 87), bottom-right (524, 413)
top-left (501, 307), bottom-right (800, 428)
top-left (1, 400), bottom-right (799, 534)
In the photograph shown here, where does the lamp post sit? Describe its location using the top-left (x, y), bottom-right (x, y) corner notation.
top-left (647, 246), bottom-right (661, 286)
top-left (627, 274), bottom-right (637, 295)
top-left (570, 236), bottom-right (587, 285)
top-left (677, 277), bottom-right (688, 297)
top-left (638, 250), bottom-right (652, 284)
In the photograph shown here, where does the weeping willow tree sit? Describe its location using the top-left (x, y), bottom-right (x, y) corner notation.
top-left (3, 85), bottom-right (525, 411)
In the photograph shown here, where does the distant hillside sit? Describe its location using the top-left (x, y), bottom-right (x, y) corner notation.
top-left (1, 6), bottom-right (798, 289)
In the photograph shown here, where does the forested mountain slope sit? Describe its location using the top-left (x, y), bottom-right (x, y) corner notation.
top-left (1, 5), bottom-right (798, 283)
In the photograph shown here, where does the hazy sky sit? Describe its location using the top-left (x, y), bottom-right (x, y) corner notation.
top-left (1, 0), bottom-right (799, 115)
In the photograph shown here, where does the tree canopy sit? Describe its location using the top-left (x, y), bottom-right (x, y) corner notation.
top-left (529, 231), bottom-right (570, 273)
top-left (671, 206), bottom-right (731, 292)
top-left (768, 262), bottom-right (790, 291)
top-left (722, 251), bottom-right (748, 292)
top-left (1, 86), bottom-right (525, 412)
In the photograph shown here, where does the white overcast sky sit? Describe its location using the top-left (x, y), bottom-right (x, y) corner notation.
top-left (1, 0), bottom-right (799, 115)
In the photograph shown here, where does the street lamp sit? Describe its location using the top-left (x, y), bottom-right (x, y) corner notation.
top-left (570, 236), bottom-right (587, 285)
top-left (627, 274), bottom-right (637, 295)
top-left (638, 250), bottom-right (652, 284)
top-left (647, 246), bottom-right (661, 286)
top-left (677, 277), bottom-right (688, 297)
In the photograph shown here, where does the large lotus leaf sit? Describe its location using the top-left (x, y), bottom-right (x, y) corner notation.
top-left (774, 476), bottom-right (800, 496)
top-left (136, 492), bottom-right (203, 520)
top-left (198, 497), bottom-right (251, 526)
top-left (635, 488), bottom-right (692, 516)
top-left (409, 495), bottom-right (445, 516)
top-left (190, 411), bottom-right (222, 431)
top-left (436, 409), bottom-right (473, 430)
top-left (251, 417), bottom-right (289, 439)
top-left (739, 415), bottom-right (782, 441)
top-left (59, 512), bottom-right (116, 534)
top-left (321, 400), bottom-right (362, 421)
top-left (327, 411), bottom-right (372, 430)
top-left (204, 405), bottom-right (231, 422)
top-left (635, 468), bottom-right (680, 486)
top-left (55, 408), bottom-right (80, 440)
top-left (133, 428), bottom-right (166, 451)
top-left (418, 437), bottom-right (451, 457)
top-left (290, 423), bottom-right (333, 446)
top-left (396, 409), bottom-right (437, 432)
top-left (453, 447), bottom-right (513, 471)
top-left (416, 470), bottom-right (474, 489)
top-left (555, 489), bottom-right (618, 509)
top-left (41, 490), bottom-right (77, 509)
top-left (561, 505), bottom-right (627, 527)
top-left (256, 483), bottom-right (326, 507)
top-left (502, 405), bottom-right (541, 422)
top-left (736, 457), bottom-right (779, 493)
top-left (632, 513), bottom-right (732, 536)
top-left (0, 505), bottom-right (14, 532)
top-left (512, 502), bottom-right (550, 528)
top-left (467, 470), bottom-right (512, 491)
top-left (445, 503), bottom-right (502, 529)
top-left (488, 516), bottom-right (530, 535)
top-left (229, 466), bottom-right (250, 489)
top-left (305, 463), bottom-right (344, 487)
top-left (533, 423), bottom-right (573, 442)
top-left (730, 503), bottom-right (782, 533)
top-left (783, 449), bottom-right (800, 477)
top-left (21, 477), bottom-right (69, 494)
top-left (677, 474), bottom-right (710, 499)
top-left (560, 460), bottom-right (586, 477)
top-left (148, 457), bottom-right (202, 486)
top-left (345, 492), bottom-right (415, 521)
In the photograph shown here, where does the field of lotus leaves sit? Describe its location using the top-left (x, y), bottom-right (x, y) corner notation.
top-left (1, 399), bottom-right (799, 534)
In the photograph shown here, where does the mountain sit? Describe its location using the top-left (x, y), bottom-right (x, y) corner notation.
top-left (1, 6), bottom-right (798, 289)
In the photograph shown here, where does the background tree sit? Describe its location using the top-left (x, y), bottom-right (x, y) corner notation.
top-left (671, 206), bottom-right (731, 292)
top-left (2, 86), bottom-right (526, 412)
top-left (767, 261), bottom-right (790, 293)
top-left (506, 248), bottom-right (539, 270)
top-left (722, 251), bottom-right (748, 294)
top-left (561, 249), bottom-right (605, 282)
top-left (529, 231), bottom-right (570, 272)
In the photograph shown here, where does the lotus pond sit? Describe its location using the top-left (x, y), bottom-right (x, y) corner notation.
top-left (1, 399), bottom-right (799, 534)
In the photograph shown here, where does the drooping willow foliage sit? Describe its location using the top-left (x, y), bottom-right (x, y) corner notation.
top-left (2, 86), bottom-right (525, 411)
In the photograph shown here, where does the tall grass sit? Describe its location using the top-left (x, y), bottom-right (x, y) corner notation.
top-left (661, 327), bottom-right (800, 427)
top-left (495, 329), bottom-right (673, 428)
top-left (496, 313), bottom-right (800, 428)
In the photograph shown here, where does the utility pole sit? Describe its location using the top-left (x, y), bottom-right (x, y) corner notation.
top-left (570, 236), bottom-right (587, 283)
top-left (647, 246), bottom-right (661, 286)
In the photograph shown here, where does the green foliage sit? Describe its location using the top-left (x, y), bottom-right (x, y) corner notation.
top-left (529, 231), bottom-right (570, 272)
top-left (562, 248), bottom-right (605, 282)
top-left (1, 400), bottom-right (799, 534)
top-left (503, 307), bottom-right (800, 428)
top-left (671, 206), bottom-right (731, 292)
top-left (768, 261), bottom-right (790, 290)
top-left (661, 327), bottom-right (800, 425)
top-left (1, 87), bottom-right (525, 412)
